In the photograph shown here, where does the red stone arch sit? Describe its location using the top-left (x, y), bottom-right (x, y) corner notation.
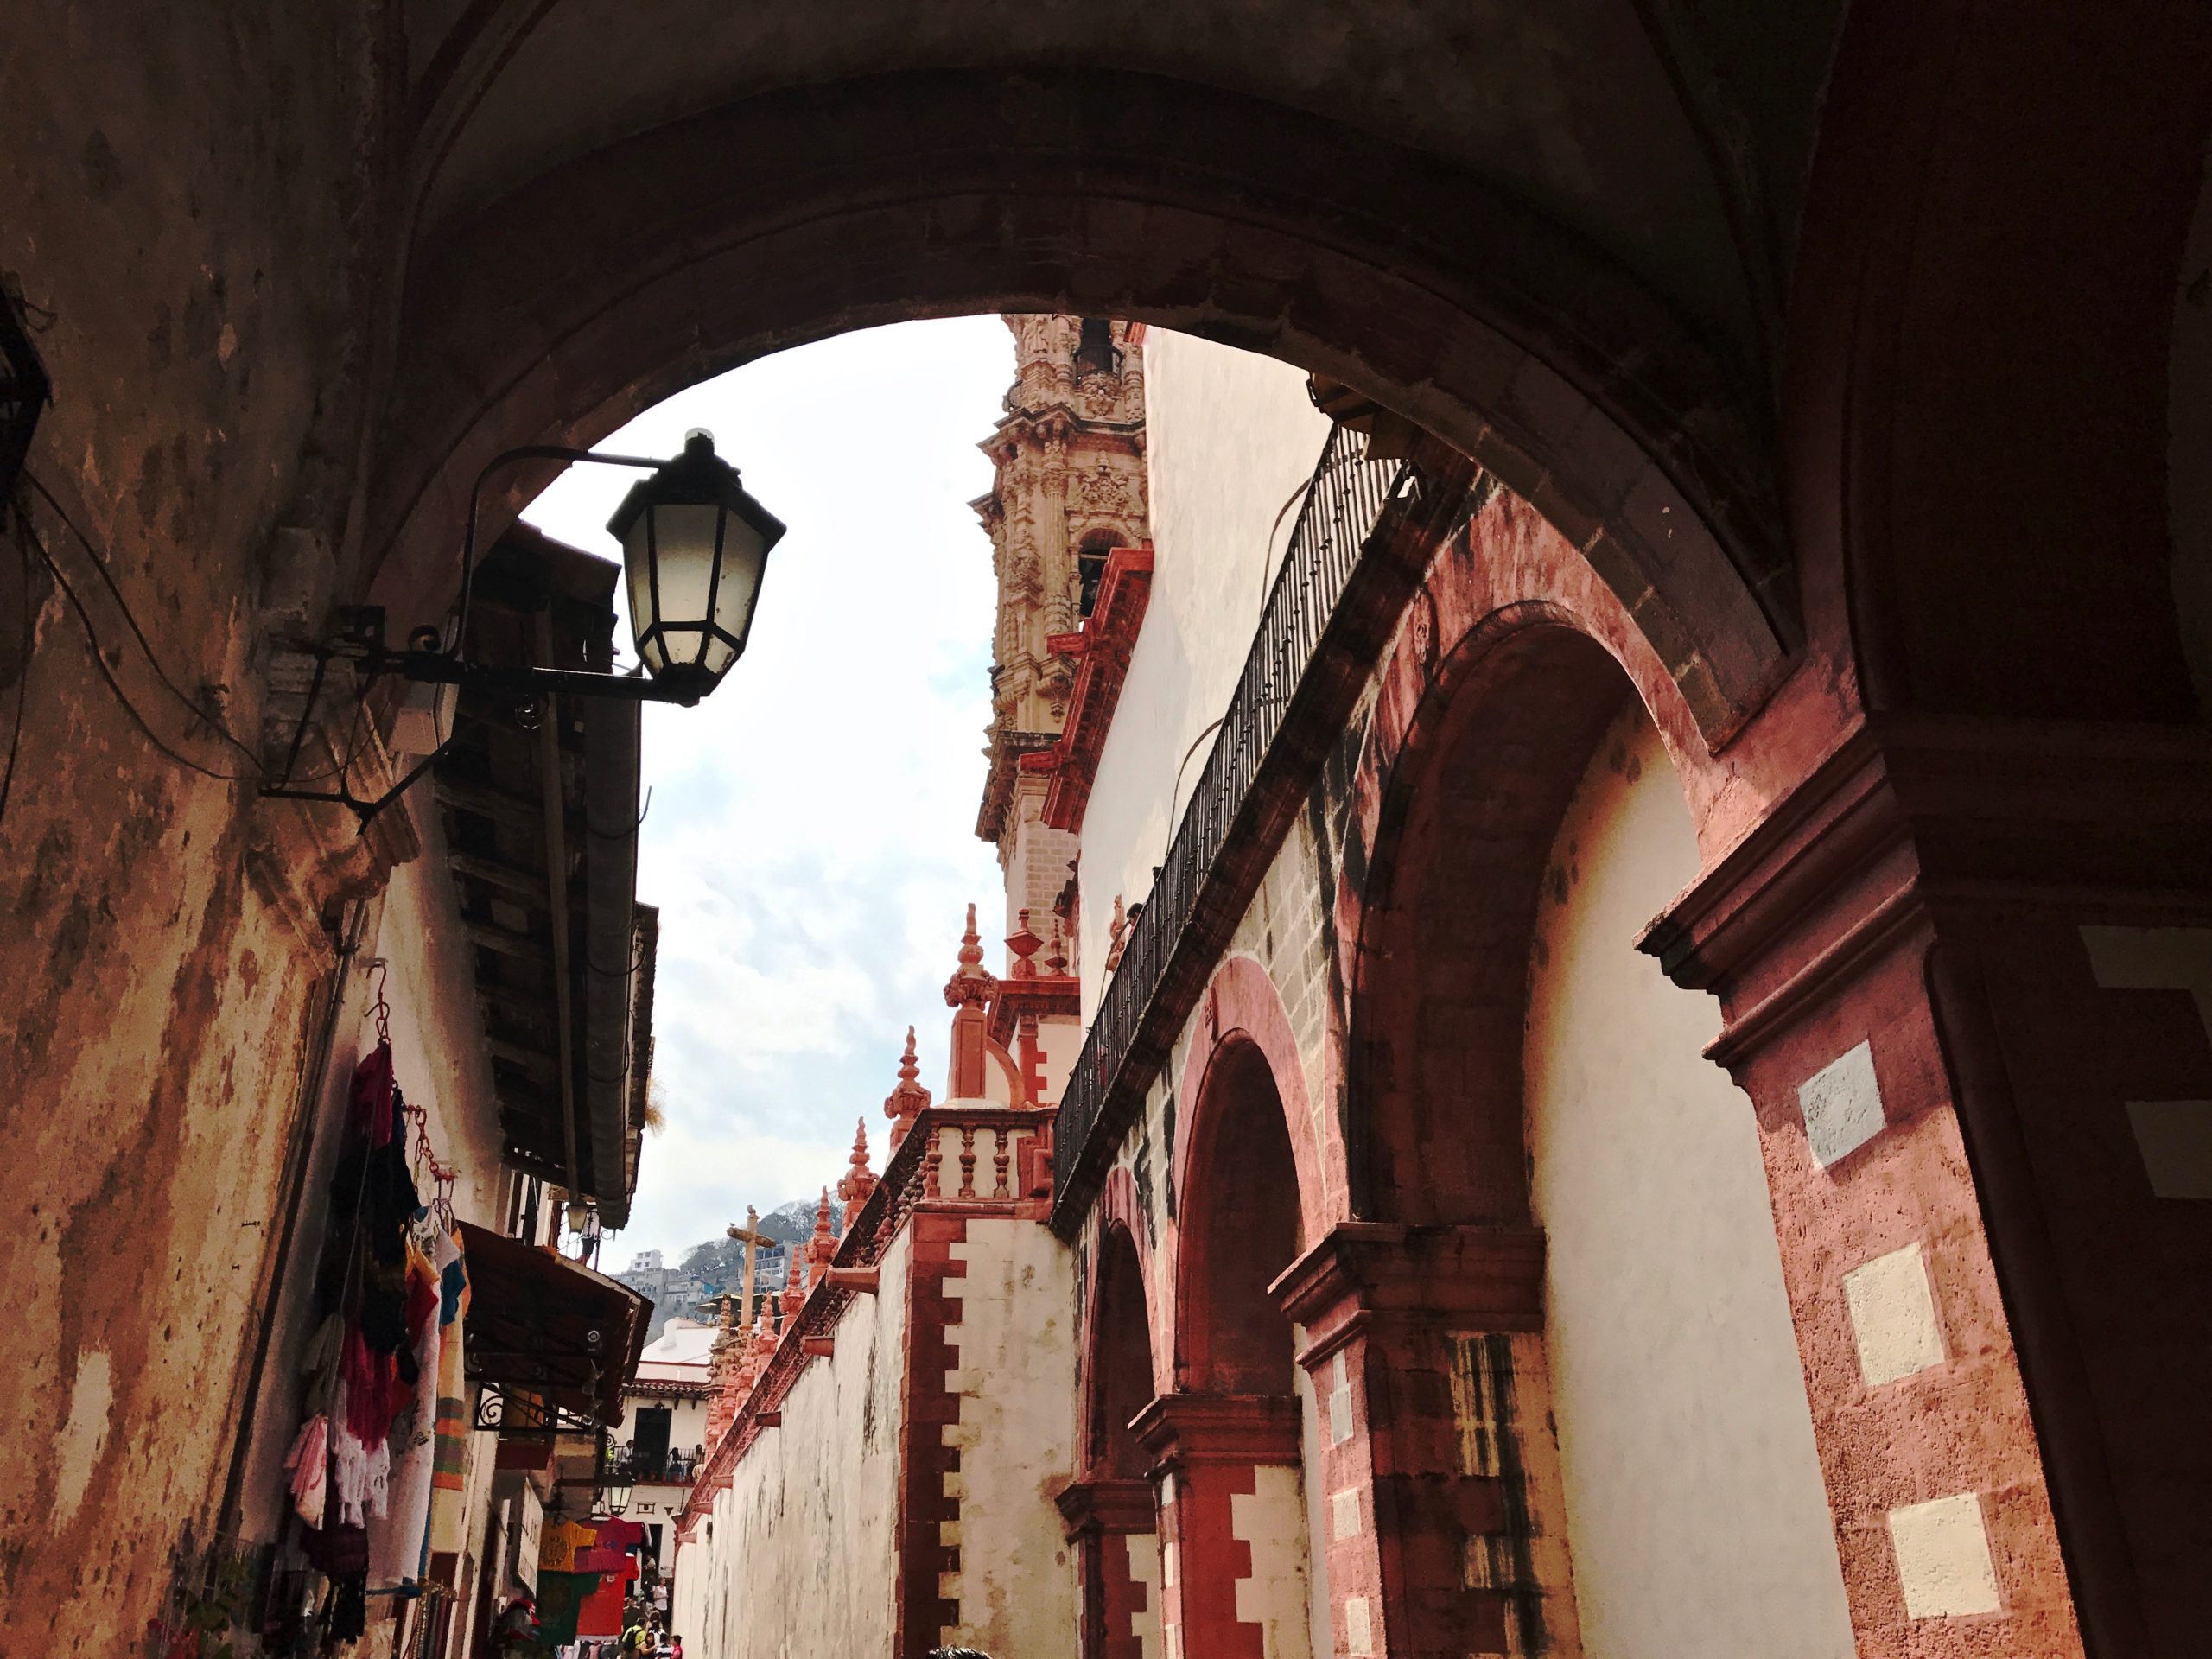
top-left (1337, 492), bottom-right (1708, 1224)
top-left (361, 67), bottom-right (1794, 750)
top-left (1170, 953), bottom-right (1332, 1247)
top-left (1079, 1166), bottom-right (1160, 1471)
top-left (1065, 1170), bottom-right (1166, 1659)
top-left (1144, 957), bottom-right (1322, 1659)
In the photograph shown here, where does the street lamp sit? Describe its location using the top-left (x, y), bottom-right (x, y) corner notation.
top-left (264, 430), bottom-right (785, 824)
top-left (608, 429), bottom-right (785, 704)
top-left (601, 1469), bottom-right (634, 1517)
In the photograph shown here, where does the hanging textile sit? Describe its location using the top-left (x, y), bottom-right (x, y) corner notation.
top-left (575, 1568), bottom-right (627, 1639)
top-left (370, 1235), bottom-right (443, 1586)
top-left (428, 1221), bottom-right (473, 1554)
top-left (538, 1519), bottom-right (595, 1575)
top-left (349, 1040), bottom-right (396, 1147)
top-left (534, 1571), bottom-right (597, 1647)
top-left (283, 1414), bottom-right (328, 1529)
top-left (328, 1375), bottom-right (391, 1528)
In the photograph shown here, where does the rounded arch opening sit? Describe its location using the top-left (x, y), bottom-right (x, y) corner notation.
top-left (1351, 621), bottom-right (1636, 1224)
top-left (1086, 1222), bottom-right (1157, 1479)
top-left (1176, 1038), bottom-right (1302, 1395)
top-left (1344, 601), bottom-right (1858, 1654)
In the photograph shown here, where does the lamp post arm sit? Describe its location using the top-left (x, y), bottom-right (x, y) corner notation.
top-left (453, 444), bottom-right (667, 658)
top-left (379, 650), bottom-right (704, 706)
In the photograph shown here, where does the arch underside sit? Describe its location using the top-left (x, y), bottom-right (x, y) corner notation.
top-left (368, 68), bottom-right (1798, 747)
top-left (362, 0), bottom-right (2212, 740)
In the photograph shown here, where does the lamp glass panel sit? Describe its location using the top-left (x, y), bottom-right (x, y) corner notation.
top-left (631, 503), bottom-right (722, 671)
top-left (702, 519), bottom-right (769, 677)
top-left (623, 523), bottom-right (663, 673)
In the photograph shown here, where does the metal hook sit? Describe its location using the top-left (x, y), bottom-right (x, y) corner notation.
top-left (365, 957), bottom-right (392, 1046)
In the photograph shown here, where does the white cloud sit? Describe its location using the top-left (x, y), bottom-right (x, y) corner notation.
top-left (524, 317), bottom-right (1011, 1261)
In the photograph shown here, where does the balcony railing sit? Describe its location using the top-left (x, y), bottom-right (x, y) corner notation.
top-left (1050, 424), bottom-right (1478, 1232)
top-left (614, 1452), bottom-right (702, 1485)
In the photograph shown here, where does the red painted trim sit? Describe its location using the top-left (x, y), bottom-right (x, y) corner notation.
top-left (894, 1211), bottom-right (969, 1659)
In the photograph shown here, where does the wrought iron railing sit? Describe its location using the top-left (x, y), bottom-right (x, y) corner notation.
top-left (1051, 424), bottom-right (1437, 1217)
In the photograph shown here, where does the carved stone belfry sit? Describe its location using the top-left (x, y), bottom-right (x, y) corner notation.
top-left (973, 316), bottom-right (1149, 938)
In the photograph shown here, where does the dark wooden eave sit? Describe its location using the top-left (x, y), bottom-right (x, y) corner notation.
top-left (433, 524), bottom-right (652, 1228)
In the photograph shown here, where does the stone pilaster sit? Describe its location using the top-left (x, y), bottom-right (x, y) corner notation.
top-left (1274, 1224), bottom-right (1579, 1659)
top-left (1642, 717), bottom-right (2212, 1656)
top-left (1131, 1392), bottom-right (1310, 1659)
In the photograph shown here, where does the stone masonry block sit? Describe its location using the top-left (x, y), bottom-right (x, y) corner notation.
top-left (1843, 1241), bottom-right (1946, 1386)
top-left (1798, 1039), bottom-right (1887, 1167)
top-left (1887, 1493), bottom-right (2001, 1619)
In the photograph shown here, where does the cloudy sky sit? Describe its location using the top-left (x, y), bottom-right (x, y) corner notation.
top-left (523, 317), bottom-right (1011, 1269)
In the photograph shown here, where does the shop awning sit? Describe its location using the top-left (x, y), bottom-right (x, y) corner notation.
top-left (460, 1222), bottom-right (651, 1433)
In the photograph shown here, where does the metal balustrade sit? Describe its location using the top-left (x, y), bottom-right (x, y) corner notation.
top-left (1051, 423), bottom-right (1463, 1226)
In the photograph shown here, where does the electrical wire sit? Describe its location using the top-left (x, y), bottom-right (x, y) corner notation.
top-left (0, 519), bottom-right (36, 833)
top-left (19, 511), bottom-right (257, 783)
top-left (23, 472), bottom-right (267, 775)
top-left (586, 784), bottom-right (652, 840)
top-left (278, 677), bottom-right (375, 788)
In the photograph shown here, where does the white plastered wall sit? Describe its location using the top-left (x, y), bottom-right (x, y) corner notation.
top-left (940, 1217), bottom-right (1079, 1656)
top-left (1523, 709), bottom-right (1855, 1658)
top-left (1078, 334), bottom-right (1331, 1014)
top-left (614, 1389), bottom-right (712, 1458)
top-left (672, 1227), bottom-right (911, 1659)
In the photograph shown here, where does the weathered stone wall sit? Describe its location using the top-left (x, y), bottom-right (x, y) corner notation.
top-left (673, 1230), bottom-right (912, 1659)
top-left (937, 1217), bottom-right (1079, 1657)
top-left (0, 4), bottom-right (375, 1643)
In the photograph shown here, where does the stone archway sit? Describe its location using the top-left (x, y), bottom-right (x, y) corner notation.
top-left (362, 68), bottom-right (1797, 750)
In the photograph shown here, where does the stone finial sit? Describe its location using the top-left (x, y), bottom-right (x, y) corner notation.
top-left (944, 902), bottom-right (997, 1008)
top-left (839, 1117), bottom-right (876, 1213)
top-left (708, 1292), bottom-right (739, 1385)
top-left (1007, 907), bottom-right (1042, 978)
top-left (807, 1185), bottom-right (837, 1283)
top-left (884, 1027), bottom-right (932, 1152)
top-left (1045, 917), bottom-right (1070, 977)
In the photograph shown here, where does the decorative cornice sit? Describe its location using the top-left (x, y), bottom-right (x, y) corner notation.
top-left (1273, 1223), bottom-right (1546, 1365)
top-left (1639, 715), bottom-right (2212, 1065)
top-left (1130, 1392), bottom-right (1301, 1471)
top-left (1055, 1474), bottom-right (1157, 1540)
top-left (620, 1380), bottom-right (718, 1400)
top-left (987, 974), bottom-right (1081, 1048)
top-left (976, 727), bottom-right (1061, 843)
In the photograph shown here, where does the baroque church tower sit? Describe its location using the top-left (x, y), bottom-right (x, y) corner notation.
top-left (973, 316), bottom-right (1149, 947)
